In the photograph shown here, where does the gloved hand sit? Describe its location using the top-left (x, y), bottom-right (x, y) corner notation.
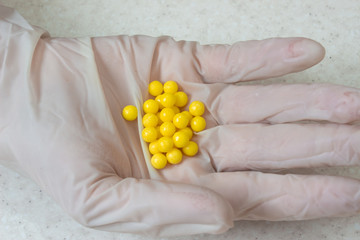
top-left (1, 5), bottom-right (360, 237)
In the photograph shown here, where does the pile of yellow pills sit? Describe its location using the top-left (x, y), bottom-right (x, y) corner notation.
top-left (122, 80), bottom-right (207, 170)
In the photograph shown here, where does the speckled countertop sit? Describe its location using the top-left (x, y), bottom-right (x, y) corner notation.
top-left (1, 0), bottom-right (360, 239)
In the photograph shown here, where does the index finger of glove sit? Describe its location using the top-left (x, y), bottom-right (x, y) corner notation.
top-left (196, 37), bottom-right (325, 83)
top-left (183, 83), bottom-right (360, 126)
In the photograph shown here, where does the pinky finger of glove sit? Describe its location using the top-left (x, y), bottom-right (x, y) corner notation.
top-left (200, 172), bottom-right (360, 221)
top-left (66, 176), bottom-right (234, 237)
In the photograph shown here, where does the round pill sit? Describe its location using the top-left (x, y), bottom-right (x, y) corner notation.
top-left (158, 137), bottom-right (174, 152)
top-left (166, 148), bottom-right (183, 164)
top-left (142, 113), bottom-right (158, 128)
top-left (156, 112), bottom-right (163, 125)
top-left (148, 80), bottom-right (163, 97)
top-left (160, 122), bottom-right (176, 137)
top-left (181, 110), bottom-right (193, 124)
top-left (159, 108), bottom-right (175, 122)
top-left (151, 153), bottom-right (167, 169)
top-left (161, 93), bottom-right (176, 108)
top-left (143, 99), bottom-right (159, 114)
top-left (142, 127), bottom-right (158, 143)
top-left (163, 80), bottom-right (178, 94)
top-left (191, 116), bottom-right (206, 132)
top-left (171, 106), bottom-right (180, 114)
top-left (155, 126), bottom-right (162, 139)
top-left (155, 95), bottom-right (164, 109)
top-left (149, 141), bottom-right (160, 155)
top-left (173, 113), bottom-right (189, 129)
top-left (122, 105), bottom-right (138, 121)
top-left (173, 131), bottom-right (190, 148)
top-left (182, 141), bottom-right (198, 156)
top-left (178, 127), bottom-right (193, 139)
top-left (174, 91), bottom-right (188, 107)
top-left (189, 101), bottom-right (205, 116)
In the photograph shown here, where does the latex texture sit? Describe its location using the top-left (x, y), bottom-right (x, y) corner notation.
top-left (1, 5), bottom-right (360, 237)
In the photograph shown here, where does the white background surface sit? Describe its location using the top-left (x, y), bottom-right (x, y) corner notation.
top-left (1, 0), bottom-right (360, 239)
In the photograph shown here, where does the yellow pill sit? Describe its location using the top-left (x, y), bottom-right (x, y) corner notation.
top-left (149, 141), bottom-right (160, 155)
top-left (171, 106), bottom-right (180, 114)
top-left (173, 113), bottom-right (190, 129)
top-left (142, 127), bottom-right (158, 143)
top-left (122, 105), bottom-right (138, 121)
top-left (158, 137), bottom-right (174, 152)
top-left (174, 91), bottom-right (188, 107)
top-left (161, 93), bottom-right (176, 108)
top-left (155, 126), bottom-right (162, 139)
top-left (159, 108), bottom-right (175, 122)
top-left (155, 95), bottom-right (164, 109)
top-left (142, 113), bottom-right (158, 128)
top-left (151, 153), bottom-right (167, 169)
top-left (182, 141), bottom-right (198, 156)
top-left (189, 101), bottom-right (205, 116)
top-left (143, 99), bottom-right (159, 114)
top-left (166, 148), bottom-right (183, 164)
top-left (178, 127), bottom-right (193, 139)
top-left (173, 131), bottom-right (190, 148)
top-left (181, 111), bottom-right (193, 125)
top-left (191, 116), bottom-right (206, 132)
top-left (156, 112), bottom-right (163, 125)
top-left (163, 80), bottom-right (178, 94)
top-left (160, 122), bottom-right (176, 137)
top-left (148, 80), bottom-right (163, 97)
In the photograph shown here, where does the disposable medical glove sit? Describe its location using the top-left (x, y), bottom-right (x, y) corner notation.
top-left (1, 5), bottom-right (360, 237)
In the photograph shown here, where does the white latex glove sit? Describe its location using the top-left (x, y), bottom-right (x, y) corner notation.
top-left (1, 5), bottom-right (360, 237)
